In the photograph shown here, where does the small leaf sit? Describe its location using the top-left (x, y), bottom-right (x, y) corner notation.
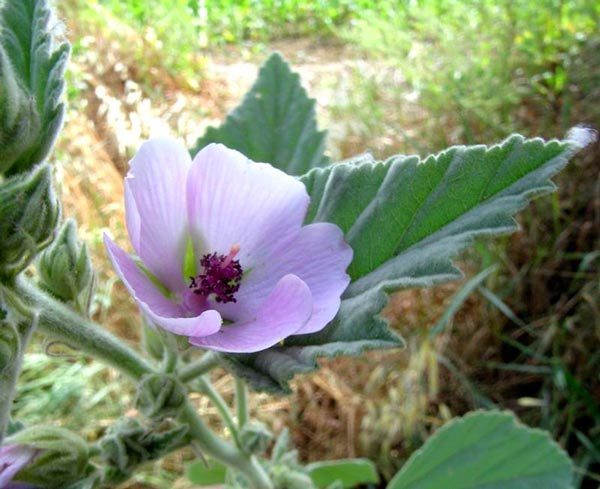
top-left (387, 410), bottom-right (573, 489)
top-left (0, 0), bottom-right (69, 175)
top-left (307, 458), bottom-right (380, 488)
top-left (219, 129), bottom-right (593, 393)
top-left (191, 52), bottom-right (329, 175)
top-left (186, 460), bottom-right (227, 486)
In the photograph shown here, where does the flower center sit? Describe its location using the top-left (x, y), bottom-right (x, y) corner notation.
top-left (189, 244), bottom-right (243, 303)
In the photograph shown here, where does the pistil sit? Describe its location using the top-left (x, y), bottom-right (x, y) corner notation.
top-left (189, 245), bottom-right (243, 303)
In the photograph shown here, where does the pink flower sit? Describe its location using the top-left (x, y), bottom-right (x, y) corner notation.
top-left (0, 444), bottom-right (37, 488)
top-left (105, 139), bottom-right (352, 353)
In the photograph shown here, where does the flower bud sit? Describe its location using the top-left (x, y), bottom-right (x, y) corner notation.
top-left (136, 373), bottom-right (187, 420)
top-left (0, 46), bottom-right (41, 176)
top-left (37, 219), bottom-right (94, 314)
top-left (271, 465), bottom-right (316, 489)
top-left (239, 421), bottom-right (273, 455)
top-left (99, 417), bottom-right (188, 485)
top-left (0, 165), bottom-right (59, 279)
top-left (7, 426), bottom-right (92, 487)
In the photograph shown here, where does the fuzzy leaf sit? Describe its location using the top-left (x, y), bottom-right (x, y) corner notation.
top-left (218, 129), bottom-right (593, 394)
top-left (387, 410), bottom-right (573, 489)
top-left (0, 0), bottom-right (69, 175)
top-left (191, 52), bottom-right (329, 175)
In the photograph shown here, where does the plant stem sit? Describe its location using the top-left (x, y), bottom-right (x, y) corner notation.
top-left (235, 378), bottom-right (249, 428)
top-left (180, 351), bottom-right (220, 382)
top-left (15, 278), bottom-right (154, 380)
top-left (15, 279), bottom-right (273, 487)
top-left (0, 313), bottom-right (36, 444)
top-left (158, 330), bottom-right (179, 374)
top-left (195, 376), bottom-right (240, 446)
top-left (180, 402), bottom-right (273, 489)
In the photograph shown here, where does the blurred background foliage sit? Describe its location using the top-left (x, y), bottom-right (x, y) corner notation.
top-left (11, 0), bottom-right (599, 487)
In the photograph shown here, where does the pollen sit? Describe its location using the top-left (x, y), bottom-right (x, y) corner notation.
top-left (189, 245), bottom-right (243, 303)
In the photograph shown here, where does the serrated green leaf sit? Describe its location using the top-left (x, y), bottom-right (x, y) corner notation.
top-left (218, 129), bottom-right (593, 394)
top-left (186, 460), bottom-right (227, 486)
top-left (0, 0), bottom-right (69, 175)
top-left (307, 458), bottom-right (379, 488)
top-left (191, 52), bottom-right (329, 175)
top-left (306, 132), bottom-right (589, 285)
top-left (387, 410), bottom-right (573, 489)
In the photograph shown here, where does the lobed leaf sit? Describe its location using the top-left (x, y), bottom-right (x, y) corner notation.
top-left (191, 52), bottom-right (329, 175)
top-left (0, 0), bottom-right (69, 174)
top-left (387, 410), bottom-right (573, 489)
top-left (219, 129), bottom-right (593, 394)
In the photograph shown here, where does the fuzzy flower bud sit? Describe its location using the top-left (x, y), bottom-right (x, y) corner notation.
top-left (37, 219), bottom-right (94, 314)
top-left (271, 465), bottom-right (316, 489)
top-left (136, 373), bottom-right (187, 420)
top-left (0, 165), bottom-right (59, 279)
top-left (99, 417), bottom-right (188, 485)
top-left (7, 426), bottom-right (91, 488)
top-left (239, 421), bottom-right (273, 455)
top-left (0, 47), bottom-right (40, 176)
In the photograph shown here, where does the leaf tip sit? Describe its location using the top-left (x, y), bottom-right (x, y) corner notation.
top-left (567, 125), bottom-right (597, 150)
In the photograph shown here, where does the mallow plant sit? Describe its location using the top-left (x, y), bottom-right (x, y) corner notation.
top-left (0, 1), bottom-right (595, 488)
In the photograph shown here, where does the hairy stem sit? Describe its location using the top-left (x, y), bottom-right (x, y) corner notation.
top-left (235, 378), bottom-right (249, 428)
top-left (15, 278), bottom-right (154, 379)
top-left (180, 351), bottom-right (220, 382)
top-left (15, 279), bottom-right (272, 487)
top-left (0, 313), bottom-right (36, 443)
top-left (181, 402), bottom-right (273, 489)
top-left (196, 376), bottom-right (240, 446)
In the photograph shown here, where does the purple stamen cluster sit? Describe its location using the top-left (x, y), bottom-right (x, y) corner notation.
top-left (190, 252), bottom-right (243, 303)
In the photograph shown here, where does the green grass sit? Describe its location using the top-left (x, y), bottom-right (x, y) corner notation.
top-left (337, 0), bottom-right (599, 151)
top-left (12, 340), bottom-right (133, 433)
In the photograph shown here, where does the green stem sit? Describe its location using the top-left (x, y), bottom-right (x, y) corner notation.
top-left (235, 378), bottom-right (249, 428)
top-left (163, 346), bottom-right (177, 373)
top-left (0, 312), bottom-right (36, 444)
top-left (195, 376), bottom-right (240, 446)
top-left (14, 280), bottom-right (273, 487)
top-left (15, 278), bottom-right (154, 380)
top-left (181, 402), bottom-right (273, 489)
top-left (180, 351), bottom-right (220, 382)
top-left (158, 330), bottom-right (179, 374)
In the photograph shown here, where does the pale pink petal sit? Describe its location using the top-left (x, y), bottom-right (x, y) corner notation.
top-left (186, 144), bottom-right (309, 267)
top-left (104, 234), bottom-right (222, 337)
top-left (189, 274), bottom-right (312, 353)
top-left (217, 223), bottom-right (352, 334)
top-left (124, 180), bottom-right (140, 251)
top-left (0, 445), bottom-right (36, 487)
top-left (126, 138), bottom-right (191, 292)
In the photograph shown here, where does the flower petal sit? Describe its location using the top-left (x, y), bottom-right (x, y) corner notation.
top-left (126, 138), bottom-right (191, 292)
top-left (217, 222), bottom-right (352, 334)
top-left (0, 445), bottom-right (36, 487)
top-left (186, 144), bottom-right (309, 266)
top-left (104, 234), bottom-right (222, 337)
top-left (189, 274), bottom-right (312, 353)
